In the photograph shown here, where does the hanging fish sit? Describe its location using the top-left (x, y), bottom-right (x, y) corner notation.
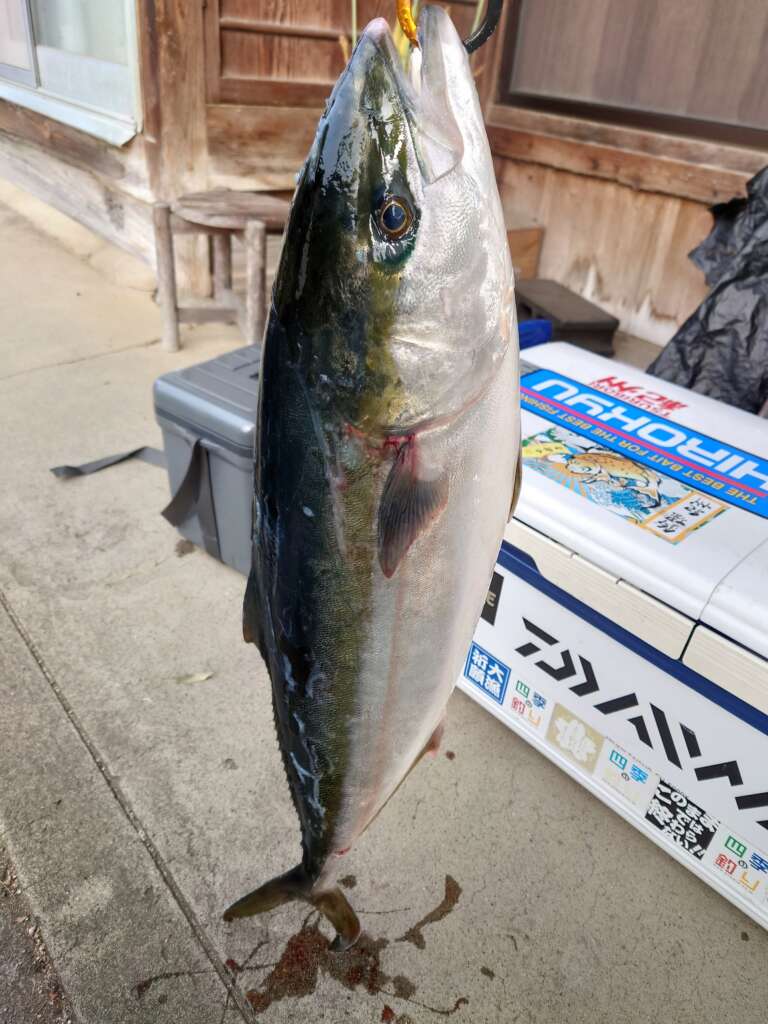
top-left (223, 6), bottom-right (520, 950)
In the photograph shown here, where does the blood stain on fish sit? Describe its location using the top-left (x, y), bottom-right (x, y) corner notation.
top-left (396, 875), bottom-right (462, 950)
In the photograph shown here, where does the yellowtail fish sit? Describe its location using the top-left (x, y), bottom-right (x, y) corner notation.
top-left (223, 7), bottom-right (521, 949)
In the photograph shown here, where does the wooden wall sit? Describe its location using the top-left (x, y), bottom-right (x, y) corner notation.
top-left (484, 2), bottom-right (768, 346)
top-left (2, 0), bottom-right (764, 343)
top-left (204, 0), bottom-right (480, 190)
top-left (0, 0), bottom-right (482, 283)
top-left (496, 156), bottom-right (713, 344)
top-left (509, 0), bottom-right (768, 135)
top-left (0, 103), bottom-right (156, 263)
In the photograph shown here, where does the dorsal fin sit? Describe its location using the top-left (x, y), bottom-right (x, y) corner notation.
top-left (378, 440), bottom-right (448, 578)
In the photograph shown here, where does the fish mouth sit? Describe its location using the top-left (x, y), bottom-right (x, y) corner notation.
top-left (348, 8), bottom-right (465, 183)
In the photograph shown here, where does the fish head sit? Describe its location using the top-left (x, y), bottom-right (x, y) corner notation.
top-left (274, 7), bottom-right (515, 432)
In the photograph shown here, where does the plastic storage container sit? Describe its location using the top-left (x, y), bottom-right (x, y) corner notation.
top-left (518, 318), bottom-right (553, 349)
top-left (153, 346), bottom-right (260, 574)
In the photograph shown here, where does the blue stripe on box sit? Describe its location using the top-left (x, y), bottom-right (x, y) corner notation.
top-left (497, 539), bottom-right (768, 739)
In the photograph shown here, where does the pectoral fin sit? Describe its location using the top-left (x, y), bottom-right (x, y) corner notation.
top-left (378, 441), bottom-right (448, 578)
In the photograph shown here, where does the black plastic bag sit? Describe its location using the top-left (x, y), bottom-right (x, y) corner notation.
top-left (648, 166), bottom-right (768, 415)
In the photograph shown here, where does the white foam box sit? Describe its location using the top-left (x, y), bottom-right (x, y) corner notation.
top-left (459, 343), bottom-right (768, 928)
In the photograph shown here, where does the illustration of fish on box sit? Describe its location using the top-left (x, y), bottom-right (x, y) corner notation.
top-left (522, 425), bottom-right (726, 543)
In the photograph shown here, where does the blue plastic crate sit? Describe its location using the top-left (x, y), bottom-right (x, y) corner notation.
top-left (519, 318), bottom-right (553, 349)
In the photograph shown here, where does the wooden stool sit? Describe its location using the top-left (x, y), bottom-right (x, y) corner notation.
top-left (153, 189), bottom-right (291, 352)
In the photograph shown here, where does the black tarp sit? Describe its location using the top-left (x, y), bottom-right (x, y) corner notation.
top-left (648, 166), bottom-right (768, 415)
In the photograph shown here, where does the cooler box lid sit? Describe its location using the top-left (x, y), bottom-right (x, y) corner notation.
top-left (153, 346), bottom-right (260, 457)
top-left (699, 537), bottom-right (768, 662)
top-left (512, 343), bottom-right (768, 661)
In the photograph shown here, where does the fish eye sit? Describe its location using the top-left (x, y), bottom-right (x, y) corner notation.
top-left (377, 197), bottom-right (413, 240)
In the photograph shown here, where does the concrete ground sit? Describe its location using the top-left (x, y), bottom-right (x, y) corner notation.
top-left (1, 843), bottom-right (75, 1024)
top-left (1, 185), bottom-right (767, 1024)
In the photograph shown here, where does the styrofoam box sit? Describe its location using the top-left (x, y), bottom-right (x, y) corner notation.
top-left (459, 343), bottom-right (768, 929)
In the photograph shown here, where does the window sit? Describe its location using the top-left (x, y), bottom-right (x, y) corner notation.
top-left (0, 0), bottom-right (139, 143)
top-left (0, 1), bottom-right (35, 84)
top-left (501, 0), bottom-right (768, 148)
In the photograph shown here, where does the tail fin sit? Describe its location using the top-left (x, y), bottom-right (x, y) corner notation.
top-left (222, 863), bottom-right (361, 951)
top-left (223, 864), bottom-right (306, 919)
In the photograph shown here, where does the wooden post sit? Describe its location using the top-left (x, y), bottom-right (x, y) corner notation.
top-left (212, 233), bottom-right (232, 298)
top-left (145, 0), bottom-right (210, 296)
top-left (153, 202), bottom-right (180, 352)
top-left (244, 219), bottom-right (267, 345)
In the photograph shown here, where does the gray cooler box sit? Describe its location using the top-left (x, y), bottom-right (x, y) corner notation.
top-left (153, 346), bottom-right (259, 574)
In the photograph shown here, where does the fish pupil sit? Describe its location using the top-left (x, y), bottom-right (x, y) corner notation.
top-left (379, 198), bottom-right (410, 238)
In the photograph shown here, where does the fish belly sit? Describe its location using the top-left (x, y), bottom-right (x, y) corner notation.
top-left (332, 345), bottom-right (519, 852)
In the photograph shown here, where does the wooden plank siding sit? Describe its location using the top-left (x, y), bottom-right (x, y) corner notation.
top-left (207, 103), bottom-right (317, 190)
top-left (507, 0), bottom-right (768, 141)
top-left (2, 0), bottom-right (748, 346)
top-left (205, 0), bottom-right (479, 106)
top-left (480, 0), bottom-right (768, 346)
top-left (0, 128), bottom-right (157, 266)
top-left (495, 155), bottom-right (713, 345)
top-left (204, 0), bottom-right (482, 189)
top-left (487, 106), bottom-right (764, 207)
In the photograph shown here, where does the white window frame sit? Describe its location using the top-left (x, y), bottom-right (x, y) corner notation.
top-left (0, 0), bottom-right (36, 86)
top-left (0, 0), bottom-right (141, 146)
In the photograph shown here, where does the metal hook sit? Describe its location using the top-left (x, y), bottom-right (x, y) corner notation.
top-left (397, 0), bottom-right (420, 47)
top-left (396, 0), bottom-right (503, 54)
top-left (463, 0), bottom-right (503, 54)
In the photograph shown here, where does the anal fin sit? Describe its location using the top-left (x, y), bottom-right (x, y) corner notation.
top-left (243, 567), bottom-right (268, 662)
top-left (378, 439), bottom-right (448, 578)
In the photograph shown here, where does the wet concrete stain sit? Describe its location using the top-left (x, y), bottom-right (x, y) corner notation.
top-left (339, 874), bottom-right (357, 889)
top-left (445, 750), bottom-right (456, 761)
top-left (382, 1007), bottom-right (418, 1023)
top-left (241, 876), bottom-right (467, 1017)
top-left (397, 875), bottom-right (462, 950)
top-left (480, 966), bottom-right (495, 980)
top-left (134, 967), bottom-right (213, 1000)
top-left (175, 538), bottom-right (196, 557)
top-left (244, 920), bottom-right (389, 1014)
